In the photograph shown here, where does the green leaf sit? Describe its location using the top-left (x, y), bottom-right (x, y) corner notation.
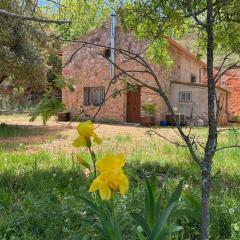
top-left (79, 196), bottom-right (114, 239)
top-left (150, 202), bottom-right (177, 240)
top-left (131, 213), bottom-right (151, 237)
top-left (76, 154), bottom-right (91, 169)
top-left (166, 180), bottom-right (183, 208)
top-left (135, 228), bottom-right (147, 240)
top-left (157, 225), bottom-right (183, 239)
top-left (155, 196), bottom-right (161, 221)
top-left (144, 175), bottom-right (156, 229)
top-left (183, 191), bottom-right (200, 211)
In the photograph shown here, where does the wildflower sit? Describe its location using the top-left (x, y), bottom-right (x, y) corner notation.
top-left (73, 121), bottom-right (102, 147)
top-left (89, 154), bottom-right (129, 200)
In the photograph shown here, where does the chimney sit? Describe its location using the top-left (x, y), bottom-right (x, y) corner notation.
top-left (110, 11), bottom-right (116, 81)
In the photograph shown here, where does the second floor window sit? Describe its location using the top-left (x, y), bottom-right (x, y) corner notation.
top-left (179, 91), bottom-right (192, 102)
top-left (84, 87), bottom-right (105, 106)
top-left (191, 74), bottom-right (196, 83)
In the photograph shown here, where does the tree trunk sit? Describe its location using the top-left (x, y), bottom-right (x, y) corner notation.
top-left (200, 0), bottom-right (218, 239)
top-left (200, 160), bottom-right (212, 240)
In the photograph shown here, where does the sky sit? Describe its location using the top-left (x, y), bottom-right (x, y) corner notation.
top-left (38, 0), bottom-right (48, 7)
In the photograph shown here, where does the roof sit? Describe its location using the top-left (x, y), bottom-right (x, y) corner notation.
top-left (60, 24), bottom-right (207, 67)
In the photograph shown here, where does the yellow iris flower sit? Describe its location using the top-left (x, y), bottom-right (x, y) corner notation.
top-left (73, 120), bottom-right (102, 147)
top-left (89, 154), bottom-right (129, 200)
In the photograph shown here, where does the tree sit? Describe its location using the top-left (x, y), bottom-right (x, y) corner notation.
top-left (117, 1), bottom-right (240, 239)
top-left (0, 0), bottom-right (70, 90)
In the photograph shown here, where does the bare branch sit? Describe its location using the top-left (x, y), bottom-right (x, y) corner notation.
top-left (193, 15), bottom-right (207, 28)
top-left (146, 128), bottom-right (187, 147)
top-left (216, 144), bottom-right (240, 151)
top-left (214, 60), bottom-right (240, 83)
top-left (213, 51), bottom-right (233, 81)
top-left (0, 9), bottom-right (71, 24)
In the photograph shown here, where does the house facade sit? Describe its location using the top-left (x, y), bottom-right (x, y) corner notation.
top-left (61, 24), bottom-right (230, 125)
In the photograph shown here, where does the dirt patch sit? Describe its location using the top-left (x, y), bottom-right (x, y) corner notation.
top-left (0, 114), bottom-right (180, 154)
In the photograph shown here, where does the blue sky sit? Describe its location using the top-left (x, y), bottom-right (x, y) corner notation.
top-left (38, 0), bottom-right (47, 7)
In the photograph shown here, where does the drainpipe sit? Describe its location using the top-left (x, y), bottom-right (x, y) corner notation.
top-left (110, 11), bottom-right (116, 81)
top-left (220, 64), bottom-right (224, 86)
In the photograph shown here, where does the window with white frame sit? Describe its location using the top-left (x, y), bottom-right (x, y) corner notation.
top-left (84, 87), bottom-right (105, 106)
top-left (179, 91), bottom-right (192, 102)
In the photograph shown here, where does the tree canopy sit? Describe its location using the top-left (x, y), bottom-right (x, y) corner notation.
top-left (0, 0), bottom-right (67, 90)
top-left (119, 0), bottom-right (240, 68)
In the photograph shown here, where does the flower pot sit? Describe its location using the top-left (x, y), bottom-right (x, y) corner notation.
top-left (141, 116), bottom-right (155, 127)
top-left (57, 112), bottom-right (71, 122)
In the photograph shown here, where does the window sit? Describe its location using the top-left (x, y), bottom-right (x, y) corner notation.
top-left (179, 91), bottom-right (192, 102)
top-left (104, 48), bottom-right (111, 58)
top-left (191, 74), bottom-right (196, 83)
top-left (84, 87), bottom-right (105, 106)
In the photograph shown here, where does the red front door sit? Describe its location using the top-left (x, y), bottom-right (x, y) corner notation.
top-left (127, 86), bottom-right (141, 123)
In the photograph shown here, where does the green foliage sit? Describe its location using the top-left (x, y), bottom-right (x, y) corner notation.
top-left (0, 0), bottom-right (51, 89)
top-left (81, 175), bottom-right (183, 240)
top-left (131, 175), bottom-right (183, 240)
top-left (146, 39), bottom-right (173, 68)
top-left (49, 0), bottom-right (110, 40)
top-left (54, 75), bottom-right (75, 92)
top-left (118, 0), bottom-right (185, 67)
top-left (30, 91), bottom-right (65, 125)
top-left (141, 103), bottom-right (156, 117)
top-left (81, 195), bottom-right (124, 240)
top-left (119, 0), bottom-right (240, 67)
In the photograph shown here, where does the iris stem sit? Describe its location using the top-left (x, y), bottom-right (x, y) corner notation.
top-left (88, 146), bottom-right (97, 178)
top-left (111, 195), bottom-right (117, 240)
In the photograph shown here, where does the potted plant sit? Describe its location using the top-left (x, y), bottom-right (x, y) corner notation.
top-left (141, 103), bottom-right (156, 126)
top-left (57, 111), bottom-right (71, 122)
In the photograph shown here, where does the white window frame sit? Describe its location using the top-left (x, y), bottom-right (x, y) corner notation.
top-left (179, 91), bottom-right (192, 102)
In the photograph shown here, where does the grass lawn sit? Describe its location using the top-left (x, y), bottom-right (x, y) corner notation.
top-left (0, 115), bottom-right (240, 239)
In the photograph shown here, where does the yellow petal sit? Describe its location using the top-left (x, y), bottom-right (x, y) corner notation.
top-left (115, 154), bottom-right (125, 168)
top-left (99, 183), bottom-right (111, 200)
top-left (89, 177), bottom-right (100, 192)
top-left (77, 121), bottom-right (94, 137)
top-left (73, 136), bottom-right (87, 147)
top-left (93, 133), bottom-right (102, 145)
top-left (119, 175), bottom-right (129, 195)
top-left (96, 154), bottom-right (125, 173)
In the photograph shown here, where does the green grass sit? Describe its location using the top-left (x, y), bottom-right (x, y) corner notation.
top-left (0, 127), bottom-right (240, 239)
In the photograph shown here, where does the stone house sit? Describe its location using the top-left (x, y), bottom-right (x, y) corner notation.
top-left (61, 24), bottom-right (230, 125)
